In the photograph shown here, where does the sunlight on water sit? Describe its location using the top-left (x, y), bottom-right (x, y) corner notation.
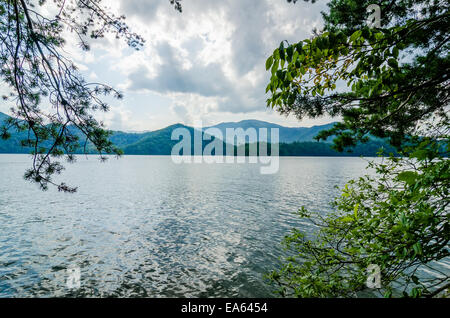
top-left (1, 155), bottom-right (376, 297)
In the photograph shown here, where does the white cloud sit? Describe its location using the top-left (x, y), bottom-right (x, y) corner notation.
top-left (55, 0), bottom-right (334, 131)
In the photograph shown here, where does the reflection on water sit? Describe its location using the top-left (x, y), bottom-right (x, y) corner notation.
top-left (0, 155), bottom-right (380, 297)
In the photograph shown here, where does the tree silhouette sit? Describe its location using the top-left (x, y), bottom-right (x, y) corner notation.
top-left (0, 0), bottom-right (181, 192)
top-left (267, 0), bottom-right (449, 297)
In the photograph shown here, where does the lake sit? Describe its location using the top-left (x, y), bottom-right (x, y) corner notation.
top-left (0, 155), bottom-right (388, 297)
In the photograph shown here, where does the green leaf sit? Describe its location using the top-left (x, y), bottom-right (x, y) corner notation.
top-left (340, 216), bottom-right (354, 223)
top-left (350, 30), bottom-right (361, 42)
top-left (397, 171), bottom-right (418, 185)
top-left (353, 203), bottom-right (359, 219)
top-left (279, 42), bottom-right (285, 61)
top-left (413, 242), bottom-right (422, 256)
top-left (265, 56), bottom-right (273, 71)
top-left (388, 58), bottom-right (398, 69)
top-left (286, 46), bottom-right (294, 62)
top-left (392, 46), bottom-right (399, 58)
top-left (411, 149), bottom-right (428, 160)
top-left (271, 60), bottom-right (278, 75)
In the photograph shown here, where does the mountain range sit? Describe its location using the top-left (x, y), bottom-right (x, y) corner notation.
top-left (0, 112), bottom-right (396, 156)
top-left (205, 120), bottom-right (336, 144)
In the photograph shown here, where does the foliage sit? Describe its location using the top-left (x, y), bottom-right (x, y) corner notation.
top-left (266, 0), bottom-right (450, 297)
top-left (0, 0), bottom-right (181, 192)
top-left (266, 0), bottom-right (449, 150)
top-left (242, 140), bottom-right (398, 157)
top-left (269, 142), bottom-right (449, 297)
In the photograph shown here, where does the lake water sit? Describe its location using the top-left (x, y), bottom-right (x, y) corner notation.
top-left (0, 155), bottom-right (393, 297)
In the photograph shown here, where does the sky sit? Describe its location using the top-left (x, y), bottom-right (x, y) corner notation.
top-left (3, 0), bottom-right (336, 132)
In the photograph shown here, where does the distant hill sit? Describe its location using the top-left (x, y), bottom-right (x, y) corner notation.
top-left (206, 120), bottom-right (336, 144)
top-left (0, 112), bottom-right (9, 122)
top-left (0, 112), bottom-right (30, 153)
top-left (0, 111), bottom-right (396, 156)
top-left (122, 124), bottom-right (212, 155)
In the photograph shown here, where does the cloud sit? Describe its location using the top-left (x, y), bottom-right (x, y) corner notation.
top-left (169, 93), bottom-right (224, 126)
top-left (112, 0), bottom-right (328, 120)
top-left (0, 0), bottom-right (337, 132)
top-left (127, 42), bottom-right (232, 97)
top-left (54, 0), bottom-right (333, 130)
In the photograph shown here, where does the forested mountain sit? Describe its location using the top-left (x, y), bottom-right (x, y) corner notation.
top-left (206, 120), bottom-right (336, 144)
top-left (0, 112), bottom-right (395, 156)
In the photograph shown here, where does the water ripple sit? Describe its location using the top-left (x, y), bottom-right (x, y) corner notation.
top-left (1, 155), bottom-right (375, 297)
